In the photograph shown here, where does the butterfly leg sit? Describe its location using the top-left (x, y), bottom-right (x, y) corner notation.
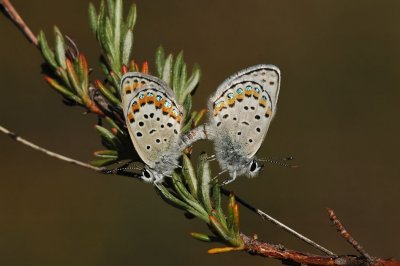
top-left (210, 169), bottom-right (228, 184)
top-left (221, 171), bottom-right (237, 186)
top-left (206, 154), bottom-right (217, 162)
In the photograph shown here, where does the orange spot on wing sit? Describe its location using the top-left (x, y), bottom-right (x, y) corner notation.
top-left (127, 112), bottom-right (135, 123)
top-left (131, 102), bottom-right (140, 113)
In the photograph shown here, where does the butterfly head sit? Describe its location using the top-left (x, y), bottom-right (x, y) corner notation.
top-left (247, 160), bottom-right (263, 178)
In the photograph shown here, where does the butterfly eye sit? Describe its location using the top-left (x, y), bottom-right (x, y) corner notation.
top-left (250, 161), bottom-right (258, 172)
top-left (147, 91), bottom-right (154, 96)
top-left (156, 95), bottom-right (163, 101)
top-left (262, 95), bottom-right (267, 100)
top-left (143, 169), bottom-right (151, 178)
top-left (245, 85), bottom-right (252, 91)
top-left (139, 93), bottom-right (145, 99)
top-left (255, 87), bottom-right (261, 93)
top-left (227, 92), bottom-right (234, 99)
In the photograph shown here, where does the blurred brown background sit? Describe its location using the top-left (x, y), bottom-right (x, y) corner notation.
top-left (1, 0), bottom-right (400, 265)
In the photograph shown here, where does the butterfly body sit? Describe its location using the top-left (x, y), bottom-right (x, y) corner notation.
top-left (207, 64), bottom-right (281, 184)
top-left (120, 73), bottom-right (186, 183)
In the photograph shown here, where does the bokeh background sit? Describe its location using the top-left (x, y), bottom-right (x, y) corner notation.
top-left (1, 0), bottom-right (400, 265)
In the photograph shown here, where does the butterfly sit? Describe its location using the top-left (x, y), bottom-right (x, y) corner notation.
top-left (206, 64), bottom-right (281, 184)
top-left (120, 72), bottom-right (186, 183)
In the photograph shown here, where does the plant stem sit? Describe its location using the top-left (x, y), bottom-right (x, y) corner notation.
top-left (0, 125), bottom-right (104, 172)
top-left (0, 0), bottom-right (38, 46)
top-left (221, 187), bottom-right (336, 256)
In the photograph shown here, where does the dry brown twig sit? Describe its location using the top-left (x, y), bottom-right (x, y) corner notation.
top-left (1, 1), bottom-right (399, 265)
top-left (0, 0), bottom-right (38, 46)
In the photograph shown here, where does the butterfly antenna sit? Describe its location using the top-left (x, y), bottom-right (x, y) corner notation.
top-left (259, 158), bottom-right (298, 168)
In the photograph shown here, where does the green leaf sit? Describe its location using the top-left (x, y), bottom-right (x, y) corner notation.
top-left (44, 76), bottom-right (82, 104)
top-left (38, 31), bottom-right (58, 69)
top-left (155, 45), bottom-right (165, 78)
top-left (227, 193), bottom-right (235, 230)
top-left (157, 184), bottom-right (208, 222)
top-left (212, 184), bottom-right (227, 228)
top-left (182, 154), bottom-right (197, 197)
top-left (90, 158), bottom-right (118, 167)
top-left (121, 29), bottom-right (133, 65)
top-left (172, 50), bottom-right (184, 95)
top-left (53, 27), bottom-right (66, 68)
top-left (94, 150), bottom-right (118, 158)
top-left (162, 54), bottom-right (173, 85)
top-left (113, 0), bottom-right (122, 65)
top-left (107, 0), bottom-right (115, 22)
top-left (183, 94), bottom-right (192, 114)
top-left (95, 80), bottom-right (121, 106)
top-left (181, 110), bottom-right (196, 133)
top-left (171, 173), bottom-right (208, 219)
top-left (105, 116), bottom-right (124, 134)
top-left (95, 125), bottom-right (121, 150)
top-left (193, 108), bottom-right (207, 127)
top-left (126, 3), bottom-right (137, 30)
top-left (190, 232), bottom-right (212, 242)
top-left (65, 59), bottom-right (83, 96)
top-left (197, 153), bottom-right (212, 213)
top-left (178, 62), bottom-right (187, 97)
top-left (209, 213), bottom-right (232, 243)
top-left (88, 2), bottom-right (98, 34)
top-left (180, 63), bottom-right (201, 102)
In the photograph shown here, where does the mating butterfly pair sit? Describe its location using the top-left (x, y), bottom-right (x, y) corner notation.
top-left (120, 64), bottom-right (280, 185)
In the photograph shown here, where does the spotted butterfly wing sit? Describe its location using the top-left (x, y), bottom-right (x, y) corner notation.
top-left (208, 64), bottom-right (281, 181)
top-left (120, 73), bottom-right (185, 181)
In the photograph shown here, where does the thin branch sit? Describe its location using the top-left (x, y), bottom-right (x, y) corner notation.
top-left (0, 0), bottom-right (38, 46)
top-left (2, 124), bottom-right (400, 266)
top-left (0, 123), bottom-right (334, 256)
top-left (327, 208), bottom-right (373, 261)
top-left (241, 233), bottom-right (400, 266)
top-left (221, 187), bottom-right (336, 256)
top-left (0, 125), bottom-right (104, 172)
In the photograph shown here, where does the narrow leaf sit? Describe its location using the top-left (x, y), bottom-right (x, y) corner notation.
top-left (95, 125), bottom-right (120, 150)
top-left (88, 2), bottom-right (98, 34)
top-left (227, 193), bottom-right (235, 230)
top-left (113, 0), bottom-right (122, 66)
top-left (180, 63), bottom-right (201, 102)
top-left (171, 173), bottom-right (207, 218)
top-left (126, 4), bottom-right (137, 30)
top-left (54, 26), bottom-right (66, 68)
top-left (107, 0), bottom-right (115, 22)
top-left (197, 153), bottom-right (212, 213)
top-left (121, 29), bottom-right (133, 65)
top-left (155, 45), bottom-right (165, 78)
top-left (194, 108), bottom-right (207, 126)
top-left (44, 76), bottom-right (82, 104)
top-left (182, 154), bottom-right (197, 197)
top-left (95, 80), bottom-right (120, 105)
top-left (212, 184), bottom-right (227, 228)
top-left (178, 62), bottom-right (187, 96)
top-left (38, 31), bottom-right (57, 69)
top-left (162, 54), bottom-right (173, 85)
top-left (209, 214), bottom-right (232, 242)
top-left (182, 95), bottom-right (192, 115)
top-left (157, 185), bottom-right (208, 222)
top-left (78, 54), bottom-right (89, 92)
top-left (90, 158), bottom-right (118, 167)
top-left (93, 150), bottom-right (118, 158)
top-left (190, 232), bottom-right (212, 242)
top-left (65, 59), bottom-right (83, 96)
top-left (172, 51), bottom-right (184, 95)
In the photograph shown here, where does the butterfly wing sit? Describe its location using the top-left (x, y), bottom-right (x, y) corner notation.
top-left (209, 64), bottom-right (280, 158)
top-left (120, 73), bottom-right (185, 169)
